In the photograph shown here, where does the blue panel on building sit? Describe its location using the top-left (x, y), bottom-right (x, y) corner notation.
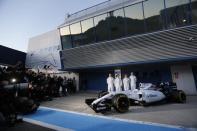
top-left (79, 65), bottom-right (172, 91)
top-left (122, 66), bottom-right (172, 85)
top-left (80, 71), bottom-right (109, 91)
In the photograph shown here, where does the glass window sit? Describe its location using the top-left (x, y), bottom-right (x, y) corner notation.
top-left (165, 0), bottom-right (190, 28)
top-left (60, 26), bottom-right (70, 36)
top-left (81, 18), bottom-right (95, 45)
top-left (124, 3), bottom-right (145, 36)
top-left (94, 13), bottom-right (109, 42)
top-left (60, 26), bottom-right (72, 49)
top-left (70, 22), bottom-right (82, 47)
top-left (109, 8), bottom-right (125, 40)
top-left (191, 0), bottom-right (197, 24)
top-left (144, 0), bottom-right (165, 32)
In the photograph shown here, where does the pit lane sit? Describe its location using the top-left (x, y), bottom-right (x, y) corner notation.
top-left (40, 92), bottom-right (197, 129)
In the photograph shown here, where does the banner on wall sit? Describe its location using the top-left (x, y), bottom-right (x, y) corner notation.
top-left (26, 29), bottom-right (62, 70)
top-left (114, 69), bottom-right (121, 78)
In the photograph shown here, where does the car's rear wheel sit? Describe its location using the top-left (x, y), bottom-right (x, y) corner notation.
top-left (112, 94), bottom-right (129, 113)
top-left (172, 90), bottom-right (186, 103)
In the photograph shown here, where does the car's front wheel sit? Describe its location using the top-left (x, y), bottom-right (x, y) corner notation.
top-left (112, 94), bottom-right (130, 113)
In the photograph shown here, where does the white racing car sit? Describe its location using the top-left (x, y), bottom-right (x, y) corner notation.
top-left (85, 82), bottom-right (186, 113)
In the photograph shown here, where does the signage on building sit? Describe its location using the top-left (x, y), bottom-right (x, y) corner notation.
top-left (114, 69), bottom-right (121, 78)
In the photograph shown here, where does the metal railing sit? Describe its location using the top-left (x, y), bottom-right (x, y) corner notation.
top-left (63, 0), bottom-right (139, 24)
top-left (68, 0), bottom-right (111, 18)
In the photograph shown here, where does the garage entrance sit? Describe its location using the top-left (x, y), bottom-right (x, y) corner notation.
top-left (79, 69), bottom-right (113, 91)
top-left (79, 64), bottom-right (172, 91)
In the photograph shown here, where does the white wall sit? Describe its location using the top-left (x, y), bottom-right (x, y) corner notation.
top-left (26, 29), bottom-right (62, 70)
top-left (171, 64), bottom-right (197, 95)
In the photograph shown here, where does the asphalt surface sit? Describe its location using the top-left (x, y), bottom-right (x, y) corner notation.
top-left (2, 121), bottom-right (54, 131)
top-left (41, 92), bottom-right (197, 129)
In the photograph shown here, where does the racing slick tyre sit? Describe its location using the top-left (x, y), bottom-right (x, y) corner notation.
top-left (112, 94), bottom-right (130, 113)
top-left (98, 91), bottom-right (108, 98)
top-left (172, 90), bottom-right (186, 103)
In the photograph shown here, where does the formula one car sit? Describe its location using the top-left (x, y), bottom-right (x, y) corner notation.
top-left (85, 82), bottom-right (186, 113)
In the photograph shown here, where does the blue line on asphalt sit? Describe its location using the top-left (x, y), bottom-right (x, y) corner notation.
top-left (24, 107), bottom-right (188, 131)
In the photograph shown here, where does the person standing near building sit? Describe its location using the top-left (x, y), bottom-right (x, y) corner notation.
top-left (130, 72), bottom-right (137, 91)
top-left (123, 74), bottom-right (130, 91)
top-left (114, 74), bottom-right (122, 92)
top-left (107, 73), bottom-right (114, 92)
top-left (62, 76), bottom-right (67, 96)
top-left (72, 77), bottom-right (76, 93)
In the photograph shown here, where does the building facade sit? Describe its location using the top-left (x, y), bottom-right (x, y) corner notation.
top-left (26, 0), bottom-right (197, 94)
top-left (26, 30), bottom-right (62, 72)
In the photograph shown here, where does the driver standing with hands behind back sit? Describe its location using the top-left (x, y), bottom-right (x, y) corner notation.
top-left (123, 74), bottom-right (130, 91)
top-left (107, 73), bottom-right (114, 93)
top-left (130, 72), bottom-right (137, 91)
top-left (114, 74), bottom-right (122, 92)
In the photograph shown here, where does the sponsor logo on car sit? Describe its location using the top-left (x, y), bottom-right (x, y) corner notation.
top-left (97, 107), bottom-right (107, 110)
top-left (147, 94), bottom-right (157, 97)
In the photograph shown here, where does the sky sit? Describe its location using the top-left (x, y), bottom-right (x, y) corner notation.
top-left (0, 0), bottom-right (107, 52)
